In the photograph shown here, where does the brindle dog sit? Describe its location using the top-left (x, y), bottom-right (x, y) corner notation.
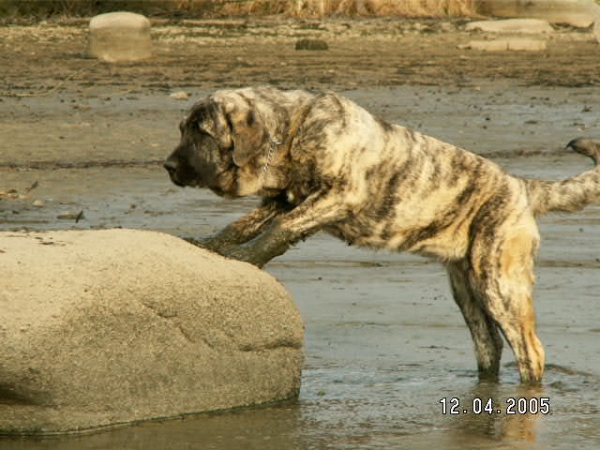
top-left (164, 86), bottom-right (600, 384)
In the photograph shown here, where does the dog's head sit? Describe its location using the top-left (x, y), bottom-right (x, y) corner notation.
top-left (164, 90), bottom-right (276, 198)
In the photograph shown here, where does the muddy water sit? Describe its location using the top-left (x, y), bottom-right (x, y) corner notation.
top-left (1, 87), bottom-right (599, 449)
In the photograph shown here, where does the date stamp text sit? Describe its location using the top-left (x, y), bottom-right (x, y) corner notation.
top-left (439, 397), bottom-right (550, 415)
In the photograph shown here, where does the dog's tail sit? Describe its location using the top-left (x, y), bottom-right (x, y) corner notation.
top-left (525, 138), bottom-right (600, 217)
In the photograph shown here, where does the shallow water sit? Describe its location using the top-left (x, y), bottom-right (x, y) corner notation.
top-left (1, 87), bottom-right (599, 449)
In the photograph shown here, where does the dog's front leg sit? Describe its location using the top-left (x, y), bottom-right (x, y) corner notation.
top-left (186, 199), bottom-right (287, 254)
top-left (222, 190), bottom-right (348, 268)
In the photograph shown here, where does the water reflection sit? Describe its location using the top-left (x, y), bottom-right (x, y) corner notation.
top-left (0, 402), bottom-right (306, 450)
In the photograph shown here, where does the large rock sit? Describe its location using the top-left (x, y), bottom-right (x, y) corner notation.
top-left (0, 229), bottom-right (304, 435)
top-left (88, 12), bottom-right (152, 62)
top-left (477, 0), bottom-right (600, 28)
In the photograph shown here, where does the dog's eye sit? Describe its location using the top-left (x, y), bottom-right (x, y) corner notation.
top-left (197, 125), bottom-right (213, 138)
top-left (246, 111), bottom-right (256, 126)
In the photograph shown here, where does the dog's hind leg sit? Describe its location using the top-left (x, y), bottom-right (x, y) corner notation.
top-left (469, 215), bottom-right (545, 384)
top-left (447, 260), bottom-right (503, 380)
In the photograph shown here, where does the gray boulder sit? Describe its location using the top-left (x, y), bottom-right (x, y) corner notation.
top-left (88, 11), bottom-right (152, 62)
top-left (0, 229), bottom-right (304, 435)
top-left (477, 0), bottom-right (600, 28)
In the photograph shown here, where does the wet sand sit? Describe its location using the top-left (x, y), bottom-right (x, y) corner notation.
top-left (1, 19), bottom-right (600, 449)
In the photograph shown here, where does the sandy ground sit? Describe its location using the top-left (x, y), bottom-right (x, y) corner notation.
top-left (1, 18), bottom-right (600, 449)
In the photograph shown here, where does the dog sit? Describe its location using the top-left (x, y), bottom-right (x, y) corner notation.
top-left (164, 86), bottom-right (600, 384)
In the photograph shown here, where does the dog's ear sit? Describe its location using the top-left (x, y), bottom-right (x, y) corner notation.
top-left (186, 99), bottom-right (225, 140)
top-left (225, 105), bottom-right (268, 168)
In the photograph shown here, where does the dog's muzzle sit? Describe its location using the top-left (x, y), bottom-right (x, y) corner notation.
top-left (163, 159), bottom-right (184, 187)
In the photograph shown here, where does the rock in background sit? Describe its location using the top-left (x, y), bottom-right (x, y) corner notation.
top-left (478, 0), bottom-right (600, 28)
top-left (465, 18), bottom-right (555, 34)
top-left (463, 19), bottom-right (552, 52)
top-left (88, 11), bottom-right (151, 62)
top-left (0, 229), bottom-right (304, 435)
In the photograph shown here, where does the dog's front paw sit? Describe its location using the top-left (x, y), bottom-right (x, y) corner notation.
top-left (221, 246), bottom-right (270, 269)
top-left (183, 236), bottom-right (229, 254)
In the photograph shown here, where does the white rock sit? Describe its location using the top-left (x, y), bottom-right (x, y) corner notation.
top-left (594, 18), bottom-right (600, 43)
top-left (169, 91), bottom-right (190, 100)
top-left (477, 0), bottom-right (600, 28)
top-left (0, 229), bottom-right (304, 435)
top-left (88, 12), bottom-right (151, 62)
top-left (466, 19), bottom-right (554, 34)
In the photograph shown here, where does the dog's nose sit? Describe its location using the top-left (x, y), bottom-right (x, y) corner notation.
top-left (163, 159), bottom-right (178, 174)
